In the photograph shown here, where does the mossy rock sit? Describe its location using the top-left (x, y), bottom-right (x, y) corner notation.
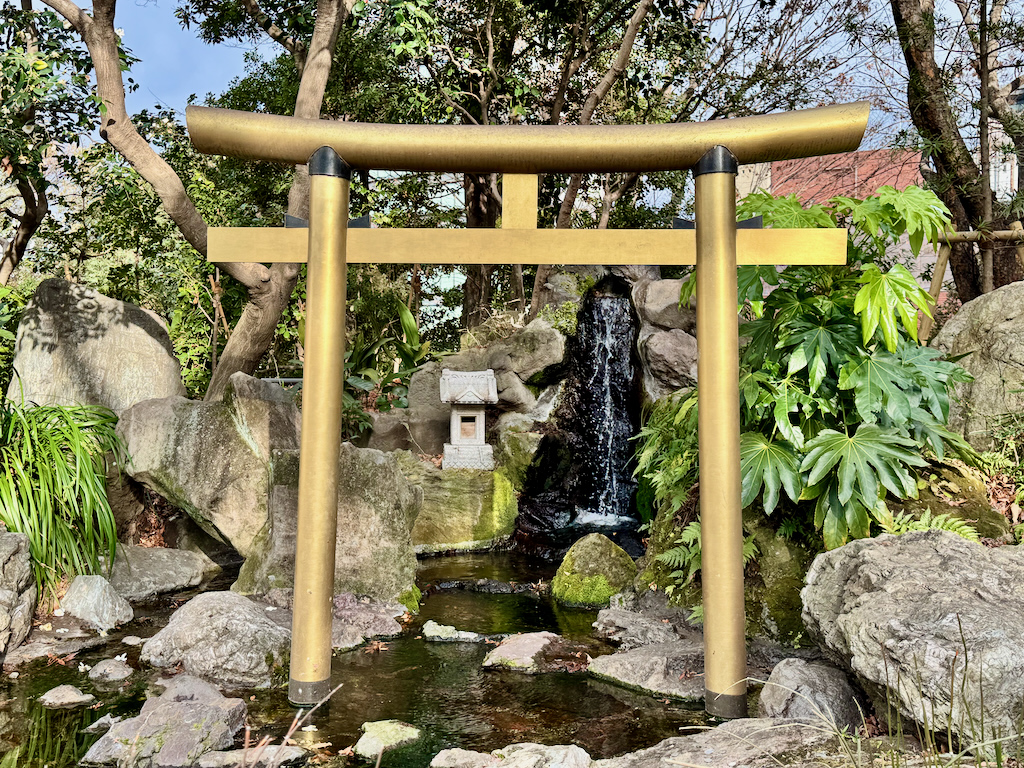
top-left (395, 452), bottom-right (517, 553)
top-left (887, 459), bottom-right (1009, 540)
top-left (742, 509), bottom-right (815, 645)
top-left (552, 533), bottom-right (637, 608)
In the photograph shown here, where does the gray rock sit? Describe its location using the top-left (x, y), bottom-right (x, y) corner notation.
top-left (81, 674), bottom-right (246, 767)
top-left (933, 281), bottom-right (1024, 450)
top-left (482, 632), bottom-right (558, 673)
top-left (89, 657), bottom-right (134, 683)
top-left (638, 329), bottom-right (698, 402)
top-left (197, 745), bottom-right (308, 767)
top-left (61, 575), bottom-right (132, 631)
top-left (7, 279), bottom-right (184, 414)
top-left (83, 713), bottom-right (123, 734)
top-left (431, 748), bottom-right (500, 768)
top-left (117, 373), bottom-right (301, 558)
top-left (493, 744), bottom-right (592, 768)
top-left (631, 279), bottom-right (695, 333)
top-left (592, 608), bottom-right (680, 651)
top-left (256, 590), bottom-right (404, 651)
top-left (108, 544), bottom-right (215, 602)
top-left (587, 640), bottom-right (706, 700)
top-left (802, 530), bottom-right (1024, 748)
top-left (422, 620), bottom-right (485, 643)
top-left (610, 265), bottom-right (661, 284)
top-left (593, 718), bottom-right (844, 768)
top-left (757, 658), bottom-right (862, 730)
top-left (552, 534), bottom-right (637, 609)
top-left (38, 684), bottom-right (95, 708)
top-left (122, 635), bottom-right (143, 646)
top-left (0, 530), bottom-right (36, 661)
top-left (233, 445), bottom-right (420, 606)
top-left (141, 591), bottom-right (289, 688)
top-left (354, 720), bottom-right (422, 759)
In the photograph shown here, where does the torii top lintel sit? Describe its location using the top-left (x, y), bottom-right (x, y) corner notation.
top-left (186, 102), bottom-right (869, 173)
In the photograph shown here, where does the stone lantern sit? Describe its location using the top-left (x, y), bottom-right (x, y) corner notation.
top-left (440, 369), bottom-right (498, 470)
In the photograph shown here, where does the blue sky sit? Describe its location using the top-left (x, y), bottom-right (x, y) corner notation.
top-left (101, 0), bottom-right (258, 116)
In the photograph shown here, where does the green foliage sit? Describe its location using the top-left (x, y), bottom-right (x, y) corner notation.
top-left (877, 508), bottom-right (981, 542)
top-left (0, 400), bottom-right (123, 604)
top-left (655, 521), bottom-right (758, 595)
top-left (637, 187), bottom-right (974, 569)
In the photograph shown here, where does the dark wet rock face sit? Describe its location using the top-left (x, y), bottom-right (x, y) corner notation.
top-left (515, 282), bottom-right (642, 560)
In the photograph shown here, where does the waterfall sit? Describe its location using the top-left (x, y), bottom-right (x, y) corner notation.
top-left (573, 294), bottom-right (637, 526)
top-left (514, 282), bottom-right (641, 559)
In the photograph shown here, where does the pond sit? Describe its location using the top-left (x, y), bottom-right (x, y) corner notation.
top-left (0, 553), bottom-right (708, 767)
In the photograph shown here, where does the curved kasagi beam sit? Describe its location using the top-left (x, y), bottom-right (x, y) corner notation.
top-left (186, 102), bottom-right (869, 173)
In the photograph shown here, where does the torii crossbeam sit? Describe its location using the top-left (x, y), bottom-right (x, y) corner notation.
top-left (187, 102), bottom-right (869, 719)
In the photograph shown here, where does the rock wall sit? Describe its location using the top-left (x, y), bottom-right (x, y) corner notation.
top-left (0, 530), bottom-right (35, 663)
top-left (234, 445), bottom-right (420, 605)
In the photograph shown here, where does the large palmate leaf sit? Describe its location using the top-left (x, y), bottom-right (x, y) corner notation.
top-left (838, 352), bottom-right (914, 424)
top-left (737, 190), bottom-right (835, 229)
top-left (854, 264), bottom-right (934, 350)
top-left (801, 425), bottom-right (926, 511)
top-left (740, 433), bottom-right (802, 514)
top-left (896, 342), bottom-right (973, 423)
top-left (779, 317), bottom-right (860, 393)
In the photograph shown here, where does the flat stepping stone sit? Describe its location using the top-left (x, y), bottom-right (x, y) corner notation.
top-left (89, 658), bottom-right (134, 683)
top-left (422, 620), bottom-right (485, 643)
top-left (354, 720), bottom-right (421, 759)
top-left (38, 684), bottom-right (95, 708)
top-left (482, 632), bottom-right (557, 673)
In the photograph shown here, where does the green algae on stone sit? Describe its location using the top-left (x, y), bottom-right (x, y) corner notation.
top-left (398, 584), bottom-right (422, 614)
top-left (354, 720), bottom-right (422, 759)
top-left (552, 534), bottom-right (637, 608)
top-left (396, 452), bottom-right (517, 554)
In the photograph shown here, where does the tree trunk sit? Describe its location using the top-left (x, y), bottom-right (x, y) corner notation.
top-left (205, 0), bottom-right (350, 400)
top-left (462, 173), bottom-right (499, 329)
top-left (0, 175), bottom-right (48, 286)
top-left (889, 0), bottom-right (1021, 300)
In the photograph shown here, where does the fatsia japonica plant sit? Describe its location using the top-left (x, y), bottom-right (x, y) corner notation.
top-left (637, 186), bottom-right (974, 553)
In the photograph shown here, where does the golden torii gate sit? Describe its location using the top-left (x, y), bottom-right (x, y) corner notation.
top-left (187, 102), bottom-right (869, 719)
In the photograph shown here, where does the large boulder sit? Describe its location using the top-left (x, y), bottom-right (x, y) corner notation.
top-left (933, 282), bottom-right (1024, 450)
top-left (395, 452), bottom-right (517, 553)
top-left (233, 445), bottom-right (420, 607)
top-left (81, 675), bottom-right (246, 767)
top-left (587, 639), bottom-right (706, 700)
top-left (802, 530), bottom-right (1024, 748)
top-left (8, 279), bottom-right (184, 413)
top-left (552, 534), bottom-right (637, 608)
top-left (141, 591), bottom-right (290, 689)
top-left (117, 373), bottom-right (300, 558)
top-left (0, 530), bottom-right (35, 661)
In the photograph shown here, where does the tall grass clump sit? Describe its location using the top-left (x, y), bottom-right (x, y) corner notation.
top-left (0, 398), bottom-right (123, 603)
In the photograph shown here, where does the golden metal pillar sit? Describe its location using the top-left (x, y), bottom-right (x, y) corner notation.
top-left (289, 146), bottom-right (351, 706)
top-left (694, 146), bottom-right (747, 719)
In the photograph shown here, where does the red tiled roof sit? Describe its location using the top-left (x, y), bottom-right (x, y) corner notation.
top-left (771, 149), bottom-right (923, 202)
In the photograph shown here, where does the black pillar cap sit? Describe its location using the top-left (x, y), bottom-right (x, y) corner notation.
top-left (693, 145), bottom-right (738, 177)
top-left (308, 146), bottom-right (352, 180)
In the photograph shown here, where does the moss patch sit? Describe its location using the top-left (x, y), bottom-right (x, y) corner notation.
top-left (397, 452), bottom-right (518, 553)
top-left (552, 533), bottom-right (637, 608)
top-left (398, 584), bottom-right (422, 614)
